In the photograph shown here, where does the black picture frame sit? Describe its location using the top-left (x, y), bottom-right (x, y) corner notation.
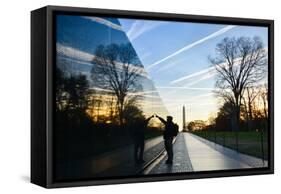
top-left (31, 5), bottom-right (274, 188)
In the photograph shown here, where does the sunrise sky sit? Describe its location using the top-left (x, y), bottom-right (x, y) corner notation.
top-left (56, 15), bottom-right (268, 129)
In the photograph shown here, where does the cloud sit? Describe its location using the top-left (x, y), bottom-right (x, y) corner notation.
top-left (169, 66), bottom-right (216, 85)
top-left (133, 47), bottom-right (152, 62)
top-left (156, 86), bottom-right (218, 91)
top-left (126, 20), bottom-right (164, 41)
top-left (57, 43), bottom-right (94, 62)
top-left (90, 87), bottom-right (113, 93)
top-left (139, 51), bottom-right (152, 61)
top-left (155, 58), bottom-right (185, 73)
top-left (182, 69), bottom-right (217, 87)
top-left (56, 43), bottom-right (148, 78)
top-left (162, 92), bottom-right (214, 102)
top-left (83, 16), bottom-right (123, 31)
top-left (160, 92), bottom-right (216, 109)
top-left (90, 87), bottom-right (159, 97)
top-left (147, 25), bottom-right (236, 70)
top-left (169, 46), bottom-right (268, 86)
top-left (133, 90), bottom-right (158, 95)
top-left (58, 55), bottom-right (92, 67)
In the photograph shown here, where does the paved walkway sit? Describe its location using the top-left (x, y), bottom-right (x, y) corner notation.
top-left (185, 133), bottom-right (250, 171)
top-left (145, 132), bottom-right (267, 174)
top-left (144, 133), bottom-right (193, 174)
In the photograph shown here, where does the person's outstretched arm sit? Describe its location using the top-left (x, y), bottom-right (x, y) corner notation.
top-left (155, 115), bottom-right (166, 125)
top-left (145, 115), bottom-right (154, 123)
top-left (144, 115), bottom-right (154, 126)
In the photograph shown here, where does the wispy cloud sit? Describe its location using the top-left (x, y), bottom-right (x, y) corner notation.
top-left (139, 51), bottom-right (152, 61)
top-left (57, 43), bottom-right (94, 62)
top-left (147, 25), bottom-right (235, 70)
top-left (83, 16), bottom-right (123, 31)
top-left (170, 66), bottom-right (216, 85)
top-left (156, 86), bottom-right (218, 91)
top-left (155, 58), bottom-right (185, 73)
top-left (126, 20), bottom-right (164, 41)
top-left (184, 72), bottom-right (216, 87)
top-left (90, 87), bottom-right (160, 98)
top-left (133, 47), bottom-right (152, 62)
top-left (56, 43), bottom-right (148, 78)
top-left (161, 92), bottom-right (215, 107)
top-left (169, 46), bottom-right (268, 86)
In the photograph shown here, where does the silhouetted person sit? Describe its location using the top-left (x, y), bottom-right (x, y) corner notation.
top-left (133, 115), bottom-right (154, 164)
top-left (155, 115), bottom-right (178, 164)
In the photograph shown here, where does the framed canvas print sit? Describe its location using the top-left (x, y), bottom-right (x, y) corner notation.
top-left (31, 5), bottom-right (274, 188)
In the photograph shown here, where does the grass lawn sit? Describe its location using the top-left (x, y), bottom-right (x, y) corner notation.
top-left (191, 131), bottom-right (268, 160)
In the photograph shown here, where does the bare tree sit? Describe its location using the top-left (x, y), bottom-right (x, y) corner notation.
top-left (242, 86), bottom-right (259, 131)
top-left (210, 36), bottom-right (267, 131)
top-left (91, 43), bottom-right (142, 125)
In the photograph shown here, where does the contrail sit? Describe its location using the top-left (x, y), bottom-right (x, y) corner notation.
top-left (83, 16), bottom-right (123, 31)
top-left (125, 20), bottom-right (164, 41)
top-left (170, 66), bottom-right (215, 85)
top-left (147, 25), bottom-right (235, 70)
top-left (156, 86), bottom-right (218, 91)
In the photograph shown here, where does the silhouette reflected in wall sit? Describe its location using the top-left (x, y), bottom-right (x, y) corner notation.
top-left (132, 115), bottom-right (154, 164)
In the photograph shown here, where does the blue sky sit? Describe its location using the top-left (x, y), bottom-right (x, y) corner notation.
top-left (119, 18), bottom-right (268, 126)
top-left (56, 14), bottom-right (268, 129)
